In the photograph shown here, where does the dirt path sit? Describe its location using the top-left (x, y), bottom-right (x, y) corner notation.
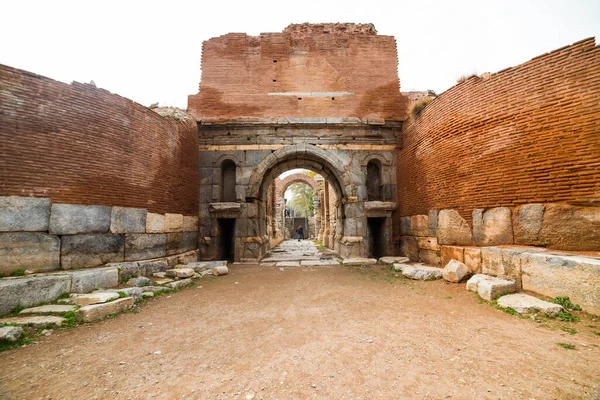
top-left (1, 242), bottom-right (599, 399)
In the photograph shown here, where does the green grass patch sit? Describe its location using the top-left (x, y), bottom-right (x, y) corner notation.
top-left (10, 269), bottom-right (26, 277)
top-left (0, 332), bottom-right (36, 352)
top-left (557, 342), bottom-right (577, 350)
top-left (560, 326), bottom-right (578, 335)
top-left (557, 310), bottom-right (580, 323)
top-left (550, 296), bottom-right (582, 311)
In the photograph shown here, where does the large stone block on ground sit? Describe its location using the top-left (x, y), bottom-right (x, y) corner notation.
top-left (539, 204), bottom-right (600, 251)
top-left (472, 207), bottom-right (514, 246)
top-left (1, 315), bottom-right (65, 327)
top-left (443, 259), bottom-right (471, 283)
top-left (401, 265), bottom-right (443, 280)
top-left (105, 287), bottom-right (143, 300)
top-left (166, 278), bottom-right (192, 289)
top-left (139, 259), bottom-right (169, 276)
top-left (110, 207), bottom-right (147, 233)
top-left (0, 196), bottom-right (50, 232)
top-left (521, 252), bottom-right (600, 315)
top-left (19, 304), bottom-right (76, 315)
top-left (342, 258), bottom-right (377, 266)
top-left (437, 210), bottom-right (473, 246)
top-left (146, 213), bottom-right (165, 233)
top-left (0, 275), bottom-right (71, 316)
top-left (76, 297), bottom-right (134, 322)
top-left (497, 293), bottom-right (563, 317)
top-left (61, 234), bottom-right (125, 269)
top-left (463, 247), bottom-right (482, 273)
top-left (410, 215), bottom-right (428, 237)
top-left (481, 247), bottom-right (526, 286)
top-left (513, 204), bottom-right (544, 245)
top-left (66, 267), bottom-right (119, 293)
top-left (165, 268), bottom-right (195, 278)
top-left (400, 236), bottom-right (419, 261)
top-left (49, 204), bottom-right (111, 235)
top-left (212, 266), bottom-right (229, 276)
top-left (125, 234), bottom-right (167, 261)
top-left (378, 256), bottom-right (410, 265)
top-left (164, 213), bottom-right (184, 232)
top-left (419, 249), bottom-right (440, 266)
top-left (441, 245), bottom-right (464, 268)
top-left (187, 261), bottom-right (227, 272)
top-left (0, 232), bottom-right (60, 274)
top-left (183, 216), bottom-right (199, 232)
top-left (466, 274), bottom-right (517, 301)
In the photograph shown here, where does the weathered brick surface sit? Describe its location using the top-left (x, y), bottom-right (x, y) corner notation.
top-left (189, 23), bottom-right (408, 121)
top-left (0, 65), bottom-right (199, 215)
top-left (397, 38), bottom-right (600, 221)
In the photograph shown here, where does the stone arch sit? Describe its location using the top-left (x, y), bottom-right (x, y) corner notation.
top-left (214, 153), bottom-right (242, 167)
top-left (275, 173), bottom-right (319, 199)
top-left (246, 144), bottom-right (351, 201)
top-left (359, 152), bottom-right (392, 167)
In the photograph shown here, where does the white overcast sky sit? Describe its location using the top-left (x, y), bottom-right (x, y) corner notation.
top-left (1, 0), bottom-right (599, 109)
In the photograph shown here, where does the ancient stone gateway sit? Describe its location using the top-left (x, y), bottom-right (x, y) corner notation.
top-left (188, 23), bottom-right (408, 262)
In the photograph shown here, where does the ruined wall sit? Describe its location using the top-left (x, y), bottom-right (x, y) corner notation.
top-left (0, 64), bottom-right (199, 215)
top-left (189, 23), bottom-right (408, 122)
top-left (397, 38), bottom-right (600, 220)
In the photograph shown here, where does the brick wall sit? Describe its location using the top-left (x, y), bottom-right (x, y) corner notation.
top-left (0, 65), bottom-right (199, 215)
top-left (397, 38), bottom-right (600, 222)
top-left (189, 23), bottom-right (409, 122)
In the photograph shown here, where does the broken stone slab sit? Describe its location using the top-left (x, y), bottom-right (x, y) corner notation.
top-left (212, 266), bottom-right (229, 276)
top-left (76, 297), bottom-right (134, 322)
top-left (472, 207), bottom-right (514, 246)
top-left (153, 278), bottom-right (174, 285)
top-left (142, 286), bottom-right (172, 294)
top-left (186, 261), bottom-right (227, 272)
top-left (437, 209), bottom-right (474, 246)
top-left (442, 259), bottom-right (471, 283)
top-left (165, 279), bottom-right (192, 289)
top-left (75, 292), bottom-right (120, 306)
top-left (300, 260), bottom-right (340, 266)
top-left (497, 293), bottom-right (564, 317)
top-left (19, 305), bottom-right (76, 315)
top-left (66, 267), bottom-right (119, 294)
top-left (49, 204), bottom-right (111, 235)
top-left (0, 232), bottom-right (61, 274)
top-left (0, 326), bottom-right (22, 342)
top-left (105, 287), bottom-right (143, 300)
top-left (1, 315), bottom-right (65, 327)
top-left (342, 258), bottom-right (378, 266)
top-left (401, 265), bottom-right (443, 280)
top-left (378, 256), bottom-right (410, 265)
top-left (276, 261), bottom-right (300, 267)
top-left (466, 274), bottom-right (517, 301)
top-left (110, 207), bottom-right (147, 234)
top-left (165, 268), bottom-right (195, 278)
top-left (127, 276), bottom-right (152, 287)
top-left (0, 275), bottom-right (71, 316)
top-left (60, 234), bottom-right (125, 269)
top-left (0, 196), bottom-right (50, 232)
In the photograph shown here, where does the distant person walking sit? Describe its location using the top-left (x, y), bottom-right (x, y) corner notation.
top-left (296, 225), bottom-right (304, 241)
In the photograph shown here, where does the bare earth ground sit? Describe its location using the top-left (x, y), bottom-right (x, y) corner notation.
top-left (1, 242), bottom-right (599, 399)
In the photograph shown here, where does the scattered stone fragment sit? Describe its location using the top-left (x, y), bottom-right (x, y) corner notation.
top-left (379, 256), bottom-right (410, 265)
top-left (75, 297), bottom-right (134, 322)
top-left (127, 276), bottom-right (152, 287)
top-left (245, 391), bottom-right (256, 400)
top-left (497, 293), bottom-right (564, 316)
top-left (19, 305), bottom-right (76, 315)
top-left (212, 266), bottom-right (229, 276)
top-left (165, 268), bottom-right (195, 278)
top-left (1, 315), bottom-right (64, 327)
top-left (401, 265), bottom-right (443, 280)
top-left (443, 259), bottom-right (472, 283)
top-left (342, 258), bottom-right (378, 266)
top-left (0, 326), bottom-right (22, 342)
top-left (466, 274), bottom-right (517, 301)
top-left (75, 292), bottom-right (120, 306)
top-left (166, 279), bottom-right (192, 289)
top-left (186, 261), bottom-right (227, 272)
